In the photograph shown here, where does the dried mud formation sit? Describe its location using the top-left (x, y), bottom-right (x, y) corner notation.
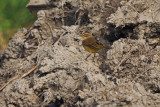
top-left (0, 0), bottom-right (160, 106)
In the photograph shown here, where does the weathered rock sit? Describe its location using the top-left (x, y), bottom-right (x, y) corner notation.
top-left (0, 0), bottom-right (160, 106)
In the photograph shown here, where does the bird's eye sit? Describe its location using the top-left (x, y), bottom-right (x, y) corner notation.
top-left (82, 34), bottom-right (87, 37)
top-left (81, 33), bottom-right (91, 37)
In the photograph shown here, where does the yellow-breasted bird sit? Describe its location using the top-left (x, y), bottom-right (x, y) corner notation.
top-left (81, 33), bottom-right (104, 60)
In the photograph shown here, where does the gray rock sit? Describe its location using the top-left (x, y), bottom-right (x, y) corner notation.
top-left (0, 0), bottom-right (160, 106)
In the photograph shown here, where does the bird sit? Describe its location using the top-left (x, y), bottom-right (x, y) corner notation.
top-left (81, 32), bottom-right (104, 60)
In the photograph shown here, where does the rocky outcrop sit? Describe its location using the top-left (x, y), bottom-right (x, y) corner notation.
top-left (0, 0), bottom-right (160, 106)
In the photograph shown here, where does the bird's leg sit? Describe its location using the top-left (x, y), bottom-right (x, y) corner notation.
top-left (85, 54), bottom-right (91, 61)
top-left (92, 53), bottom-right (96, 62)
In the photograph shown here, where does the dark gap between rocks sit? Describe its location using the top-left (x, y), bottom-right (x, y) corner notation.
top-left (103, 24), bottom-right (137, 44)
top-left (8, 103), bottom-right (20, 107)
top-left (153, 88), bottom-right (160, 94)
top-left (46, 98), bottom-right (64, 107)
top-left (99, 24), bottom-right (137, 74)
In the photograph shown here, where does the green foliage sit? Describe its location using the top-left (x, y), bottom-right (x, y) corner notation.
top-left (0, 0), bottom-right (36, 49)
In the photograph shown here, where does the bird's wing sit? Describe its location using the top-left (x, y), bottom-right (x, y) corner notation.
top-left (82, 37), bottom-right (100, 49)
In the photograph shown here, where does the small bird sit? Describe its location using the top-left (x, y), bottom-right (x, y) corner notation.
top-left (81, 33), bottom-right (104, 60)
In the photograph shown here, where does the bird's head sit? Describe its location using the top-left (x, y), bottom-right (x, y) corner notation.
top-left (81, 33), bottom-right (92, 39)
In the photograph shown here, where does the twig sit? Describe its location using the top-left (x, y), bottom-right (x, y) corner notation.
top-left (127, 4), bottom-right (139, 15)
top-left (46, 23), bottom-right (61, 44)
top-left (46, 23), bottom-right (54, 37)
top-left (105, 5), bottom-right (116, 9)
top-left (114, 49), bottom-right (132, 72)
top-left (0, 65), bottom-right (37, 92)
top-left (62, 0), bottom-right (65, 25)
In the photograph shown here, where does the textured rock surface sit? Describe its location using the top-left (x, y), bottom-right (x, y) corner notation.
top-left (0, 0), bottom-right (160, 106)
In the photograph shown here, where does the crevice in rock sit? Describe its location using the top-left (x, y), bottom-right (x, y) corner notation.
top-left (102, 24), bottom-right (138, 44)
top-left (148, 84), bottom-right (160, 94)
top-left (38, 68), bottom-right (66, 78)
top-left (1, 0), bottom-right (160, 106)
top-left (38, 72), bottom-right (50, 78)
top-left (153, 88), bottom-right (160, 94)
top-left (8, 103), bottom-right (20, 107)
top-left (75, 9), bottom-right (90, 26)
top-left (46, 99), bottom-right (64, 107)
top-left (120, 99), bottom-right (131, 105)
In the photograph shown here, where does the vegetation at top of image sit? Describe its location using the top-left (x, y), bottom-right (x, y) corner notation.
top-left (0, 0), bottom-right (36, 50)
